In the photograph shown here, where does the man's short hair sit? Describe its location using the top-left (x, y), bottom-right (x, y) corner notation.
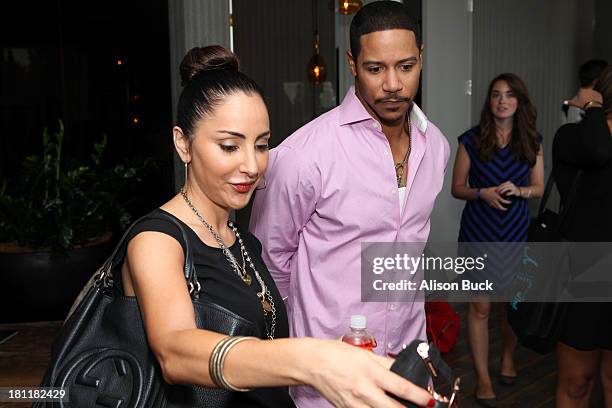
top-left (349, 1), bottom-right (421, 61)
top-left (579, 59), bottom-right (608, 87)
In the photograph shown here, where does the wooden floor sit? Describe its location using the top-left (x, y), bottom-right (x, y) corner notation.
top-left (0, 321), bottom-right (61, 408)
top-left (0, 304), bottom-right (605, 407)
top-left (443, 303), bottom-right (604, 407)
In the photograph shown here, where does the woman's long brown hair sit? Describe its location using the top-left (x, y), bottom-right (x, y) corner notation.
top-left (475, 73), bottom-right (539, 166)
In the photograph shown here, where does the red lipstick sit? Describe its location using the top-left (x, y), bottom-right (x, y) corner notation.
top-left (231, 183), bottom-right (254, 193)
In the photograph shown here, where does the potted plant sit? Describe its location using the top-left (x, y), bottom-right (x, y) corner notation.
top-left (0, 121), bottom-right (151, 323)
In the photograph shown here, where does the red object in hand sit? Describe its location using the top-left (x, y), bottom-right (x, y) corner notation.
top-left (425, 301), bottom-right (460, 354)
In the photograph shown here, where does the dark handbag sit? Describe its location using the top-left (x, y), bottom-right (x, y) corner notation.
top-left (34, 212), bottom-right (255, 408)
top-left (508, 301), bottom-right (567, 354)
top-left (389, 340), bottom-right (454, 407)
top-left (527, 170), bottom-right (583, 242)
top-left (509, 170), bottom-right (582, 354)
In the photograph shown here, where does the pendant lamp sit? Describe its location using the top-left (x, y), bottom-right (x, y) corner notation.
top-left (338, 0), bottom-right (362, 15)
top-left (307, 33), bottom-right (327, 85)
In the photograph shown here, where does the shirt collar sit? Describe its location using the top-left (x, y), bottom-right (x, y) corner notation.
top-left (410, 102), bottom-right (428, 133)
top-left (338, 86), bottom-right (372, 125)
top-left (338, 86), bottom-right (429, 134)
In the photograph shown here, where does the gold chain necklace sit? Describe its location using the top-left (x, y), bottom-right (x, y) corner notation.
top-left (394, 115), bottom-right (412, 187)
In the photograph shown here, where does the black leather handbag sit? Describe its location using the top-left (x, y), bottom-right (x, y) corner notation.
top-left (527, 170), bottom-right (583, 242)
top-left (34, 212), bottom-right (255, 408)
top-left (509, 170), bottom-right (583, 354)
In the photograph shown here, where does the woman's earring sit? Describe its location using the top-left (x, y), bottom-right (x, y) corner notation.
top-left (184, 162), bottom-right (188, 188)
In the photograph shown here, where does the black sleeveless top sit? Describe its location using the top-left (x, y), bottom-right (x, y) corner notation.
top-left (119, 209), bottom-right (295, 407)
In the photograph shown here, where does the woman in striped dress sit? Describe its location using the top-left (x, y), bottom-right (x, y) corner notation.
top-left (451, 73), bottom-right (544, 407)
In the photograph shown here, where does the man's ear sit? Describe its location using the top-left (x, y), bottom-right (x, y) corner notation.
top-left (419, 44), bottom-right (424, 70)
top-left (173, 126), bottom-right (191, 164)
top-left (347, 51), bottom-right (357, 77)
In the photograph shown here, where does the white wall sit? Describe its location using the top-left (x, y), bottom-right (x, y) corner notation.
top-left (422, 0), bottom-right (473, 243)
top-left (168, 0), bottom-right (231, 191)
top-left (471, 0), bottom-right (577, 174)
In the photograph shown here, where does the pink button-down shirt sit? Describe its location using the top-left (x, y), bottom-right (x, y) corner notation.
top-left (250, 87), bottom-right (449, 407)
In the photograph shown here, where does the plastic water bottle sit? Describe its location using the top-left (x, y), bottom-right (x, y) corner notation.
top-left (341, 315), bottom-right (377, 351)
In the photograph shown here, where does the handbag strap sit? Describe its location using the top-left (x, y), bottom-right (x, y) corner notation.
top-left (97, 210), bottom-right (200, 297)
top-left (537, 171), bottom-right (557, 219)
top-left (537, 168), bottom-right (584, 232)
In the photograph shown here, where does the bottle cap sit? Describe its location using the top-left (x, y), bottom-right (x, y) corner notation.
top-left (350, 314), bottom-right (367, 329)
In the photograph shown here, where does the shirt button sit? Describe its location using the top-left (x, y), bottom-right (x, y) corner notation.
top-left (373, 122), bottom-right (381, 131)
top-left (389, 303), bottom-right (397, 311)
top-left (391, 189), bottom-right (396, 195)
top-left (387, 342), bottom-right (394, 349)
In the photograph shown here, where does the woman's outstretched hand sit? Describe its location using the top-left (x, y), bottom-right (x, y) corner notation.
top-left (301, 339), bottom-right (436, 408)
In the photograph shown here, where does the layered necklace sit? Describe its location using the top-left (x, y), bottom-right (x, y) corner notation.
top-left (180, 188), bottom-right (277, 339)
top-left (394, 115), bottom-right (412, 188)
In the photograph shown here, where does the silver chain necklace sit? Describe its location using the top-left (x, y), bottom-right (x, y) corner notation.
top-left (180, 188), bottom-right (277, 339)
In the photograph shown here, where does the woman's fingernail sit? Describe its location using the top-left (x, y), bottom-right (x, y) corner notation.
top-left (427, 398), bottom-right (437, 407)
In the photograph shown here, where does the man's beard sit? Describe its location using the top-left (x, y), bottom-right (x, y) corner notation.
top-left (355, 77), bottom-right (413, 126)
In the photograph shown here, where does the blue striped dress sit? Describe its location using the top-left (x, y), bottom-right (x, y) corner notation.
top-left (458, 127), bottom-right (540, 243)
top-left (458, 127), bottom-right (540, 288)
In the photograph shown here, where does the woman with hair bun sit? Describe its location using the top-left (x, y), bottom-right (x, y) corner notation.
top-left (118, 45), bottom-right (435, 408)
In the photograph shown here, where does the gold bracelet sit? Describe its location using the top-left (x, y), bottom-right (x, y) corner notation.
top-left (209, 336), bottom-right (258, 392)
top-left (583, 100), bottom-right (603, 110)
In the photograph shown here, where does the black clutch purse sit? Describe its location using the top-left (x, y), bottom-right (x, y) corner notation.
top-left (389, 340), bottom-right (458, 407)
top-left (34, 212), bottom-right (256, 408)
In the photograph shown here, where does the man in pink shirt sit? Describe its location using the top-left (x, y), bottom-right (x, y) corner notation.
top-left (250, 2), bottom-right (449, 406)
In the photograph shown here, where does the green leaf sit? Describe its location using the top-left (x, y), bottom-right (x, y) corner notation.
top-left (92, 134), bottom-right (107, 166)
top-left (1, 120), bottom-right (156, 251)
top-left (42, 127), bottom-right (50, 146)
top-left (56, 120), bottom-right (64, 146)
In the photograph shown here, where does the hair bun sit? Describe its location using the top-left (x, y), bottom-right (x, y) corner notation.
top-left (179, 45), bottom-right (240, 86)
